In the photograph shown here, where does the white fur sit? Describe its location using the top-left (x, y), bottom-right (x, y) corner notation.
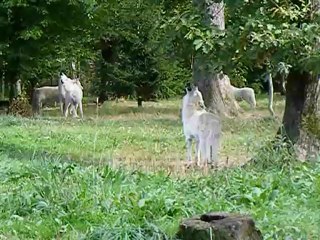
top-left (230, 85), bottom-right (256, 109)
top-left (58, 73), bottom-right (81, 116)
top-left (182, 86), bottom-right (221, 166)
top-left (59, 73), bottom-right (84, 118)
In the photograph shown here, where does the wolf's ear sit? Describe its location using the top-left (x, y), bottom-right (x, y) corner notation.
top-left (185, 83), bottom-right (192, 93)
top-left (192, 84), bottom-right (198, 91)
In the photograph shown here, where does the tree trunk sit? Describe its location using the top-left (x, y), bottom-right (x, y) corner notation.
top-left (192, 0), bottom-right (239, 116)
top-left (279, 0), bottom-right (320, 161)
top-left (5, 65), bottom-right (19, 101)
top-left (280, 70), bottom-right (320, 160)
top-left (1, 76), bottom-right (4, 99)
top-left (15, 79), bottom-right (22, 97)
top-left (137, 96), bottom-right (143, 107)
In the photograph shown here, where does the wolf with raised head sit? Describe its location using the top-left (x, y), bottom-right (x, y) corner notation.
top-left (182, 85), bottom-right (222, 166)
top-left (59, 73), bottom-right (83, 118)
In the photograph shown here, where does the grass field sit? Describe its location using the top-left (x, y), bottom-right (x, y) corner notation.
top-left (0, 94), bottom-right (320, 239)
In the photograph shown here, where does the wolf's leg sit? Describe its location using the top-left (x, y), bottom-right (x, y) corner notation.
top-left (211, 133), bottom-right (220, 167)
top-left (59, 97), bottom-right (65, 116)
top-left (195, 137), bottom-right (200, 163)
top-left (186, 137), bottom-right (193, 163)
top-left (199, 138), bottom-right (206, 167)
top-left (205, 137), bottom-right (211, 165)
top-left (79, 101), bottom-right (83, 119)
top-left (64, 105), bottom-right (69, 118)
top-left (71, 104), bottom-right (78, 118)
top-left (60, 102), bottom-right (63, 115)
top-left (64, 98), bottom-right (70, 118)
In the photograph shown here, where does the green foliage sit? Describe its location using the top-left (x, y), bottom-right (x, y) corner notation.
top-left (91, 0), bottom-right (191, 101)
top-left (223, 0), bottom-right (320, 73)
top-left (164, 0), bottom-right (320, 91)
top-left (157, 60), bottom-right (191, 99)
top-left (1, 0), bottom-right (319, 100)
top-left (0, 0), bottom-right (97, 98)
top-left (303, 114), bottom-right (320, 139)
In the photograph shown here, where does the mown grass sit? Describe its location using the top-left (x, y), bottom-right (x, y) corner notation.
top-left (1, 95), bottom-right (284, 170)
top-left (1, 95), bottom-right (320, 239)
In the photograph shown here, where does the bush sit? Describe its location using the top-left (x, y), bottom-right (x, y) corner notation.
top-left (8, 95), bottom-right (33, 117)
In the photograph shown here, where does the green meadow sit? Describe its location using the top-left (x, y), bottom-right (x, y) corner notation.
top-left (1, 95), bottom-right (319, 239)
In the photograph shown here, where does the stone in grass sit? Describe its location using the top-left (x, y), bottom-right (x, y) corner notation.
top-left (176, 212), bottom-right (263, 240)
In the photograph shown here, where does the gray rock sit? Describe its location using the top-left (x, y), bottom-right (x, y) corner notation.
top-left (176, 212), bottom-right (263, 240)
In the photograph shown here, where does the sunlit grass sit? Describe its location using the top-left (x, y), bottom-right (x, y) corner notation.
top-left (1, 95), bottom-right (319, 239)
top-left (0, 95), bottom-right (284, 171)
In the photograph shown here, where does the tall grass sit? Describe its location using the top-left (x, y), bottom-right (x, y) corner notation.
top-left (1, 150), bottom-right (319, 239)
top-left (0, 96), bottom-right (319, 239)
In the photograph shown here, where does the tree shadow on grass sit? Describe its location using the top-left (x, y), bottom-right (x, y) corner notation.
top-left (0, 141), bottom-right (104, 167)
top-left (100, 105), bottom-right (180, 116)
top-left (41, 103), bottom-right (180, 118)
top-left (37, 112), bottom-right (182, 129)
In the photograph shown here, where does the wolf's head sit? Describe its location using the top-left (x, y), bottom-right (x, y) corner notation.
top-left (185, 85), bottom-right (206, 109)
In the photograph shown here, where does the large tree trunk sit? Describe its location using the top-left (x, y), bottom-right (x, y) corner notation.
top-left (192, 0), bottom-right (239, 116)
top-left (1, 73), bottom-right (4, 99)
top-left (280, 0), bottom-right (320, 161)
top-left (281, 71), bottom-right (320, 161)
top-left (98, 37), bottom-right (117, 105)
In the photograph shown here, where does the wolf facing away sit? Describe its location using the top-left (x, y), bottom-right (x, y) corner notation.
top-left (182, 85), bottom-right (222, 166)
top-left (59, 73), bottom-right (83, 118)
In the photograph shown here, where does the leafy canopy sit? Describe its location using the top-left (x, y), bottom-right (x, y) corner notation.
top-left (0, 0), bottom-right (97, 85)
top-left (164, 0), bottom-right (320, 79)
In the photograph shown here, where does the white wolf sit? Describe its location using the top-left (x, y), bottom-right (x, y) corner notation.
top-left (59, 73), bottom-right (84, 118)
top-left (58, 73), bottom-right (81, 116)
top-left (31, 74), bottom-right (82, 116)
top-left (182, 85), bottom-right (222, 166)
top-left (230, 85), bottom-right (256, 109)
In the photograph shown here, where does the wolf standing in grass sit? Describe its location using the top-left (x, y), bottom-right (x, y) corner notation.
top-left (230, 85), bottom-right (256, 109)
top-left (59, 73), bottom-right (84, 118)
top-left (182, 85), bottom-right (221, 167)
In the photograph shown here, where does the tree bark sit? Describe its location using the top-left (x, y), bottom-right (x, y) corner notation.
top-left (281, 70), bottom-right (320, 160)
top-left (192, 0), bottom-right (239, 116)
top-left (137, 96), bottom-right (143, 107)
top-left (98, 37), bottom-right (117, 105)
top-left (1, 75), bottom-right (4, 99)
top-left (280, 0), bottom-right (320, 161)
